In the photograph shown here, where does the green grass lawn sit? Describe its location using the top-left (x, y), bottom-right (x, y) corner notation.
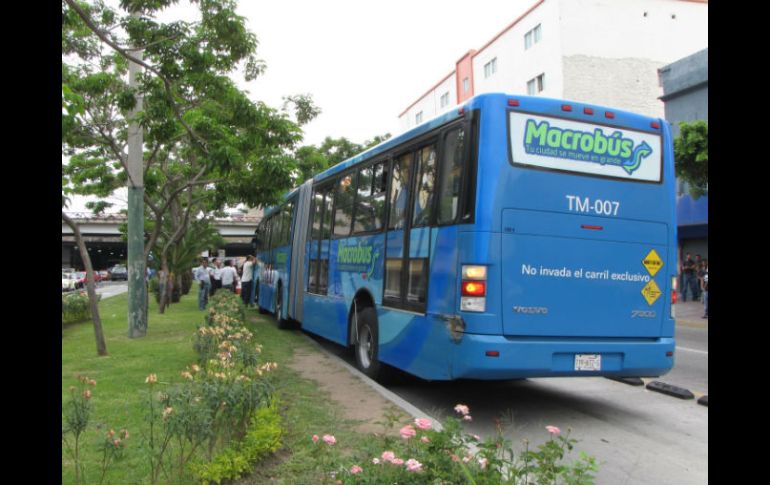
top-left (62, 292), bottom-right (380, 485)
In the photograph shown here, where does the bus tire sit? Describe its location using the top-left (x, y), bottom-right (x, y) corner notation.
top-left (354, 307), bottom-right (392, 383)
top-left (275, 284), bottom-right (290, 329)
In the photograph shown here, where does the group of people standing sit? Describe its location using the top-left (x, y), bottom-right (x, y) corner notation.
top-left (193, 255), bottom-right (256, 311)
top-left (680, 253), bottom-right (708, 319)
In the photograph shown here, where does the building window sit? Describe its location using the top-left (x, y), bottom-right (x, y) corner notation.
top-left (484, 57), bottom-right (497, 78)
top-left (462, 77), bottom-right (470, 93)
top-left (440, 92), bottom-right (450, 108)
top-left (527, 73), bottom-right (545, 95)
top-left (415, 111), bottom-right (423, 124)
top-left (525, 23), bottom-right (542, 50)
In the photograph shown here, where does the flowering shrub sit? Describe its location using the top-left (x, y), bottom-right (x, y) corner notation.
top-left (312, 405), bottom-right (597, 484)
top-left (140, 289), bottom-right (279, 483)
top-left (62, 376), bottom-right (128, 485)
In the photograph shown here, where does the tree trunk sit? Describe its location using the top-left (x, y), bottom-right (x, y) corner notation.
top-left (158, 255), bottom-right (170, 314)
top-left (62, 212), bottom-right (107, 356)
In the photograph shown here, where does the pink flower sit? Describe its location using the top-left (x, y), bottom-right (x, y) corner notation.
top-left (372, 458), bottom-right (381, 465)
top-left (420, 436), bottom-right (430, 444)
top-left (312, 435), bottom-right (319, 443)
top-left (545, 425), bottom-right (561, 435)
top-left (400, 424), bottom-right (416, 439)
top-left (83, 390), bottom-right (92, 400)
top-left (381, 451), bottom-right (395, 463)
top-left (454, 404), bottom-right (470, 415)
top-left (322, 434), bottom-right (336, 445)
top-left (478, 457), bottom-right (488, 469)
top-left (391, 458), bottom-right (404, 466)
top-left (463, 415), bottom-right (473, 422)
top-left (350, 465), bottom-right (363, 475)
top-left (463, 456), bottom-right (472, 464)
top-left (414, 418), bottom-right (432, 430)
top-left (405, 458), bottom-right (423, 472)
top-left (451, 454), bottom-right (460, 463)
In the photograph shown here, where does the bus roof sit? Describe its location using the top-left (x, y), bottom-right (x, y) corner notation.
top-left (260, 92), bottom-right (666, 218)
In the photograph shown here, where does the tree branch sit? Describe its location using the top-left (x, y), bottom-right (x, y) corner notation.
top-left (64, 0), bottom-right (210, 156)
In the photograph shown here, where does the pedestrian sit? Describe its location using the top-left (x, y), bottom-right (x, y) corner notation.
top-left (210, 258), bottom-right (222, 296)
top-left (193, 257), bottom-right (211, 311)
top-left (241, 255), bottom-right (255, 307)
top-left (220, 259), bottom-right (239, 293)
top-left (701, 259), bottom-right (708, 318)
top-left (681, 253), bottom-right (697, 302)
top-left (693, 254), bottom-right (703, 301)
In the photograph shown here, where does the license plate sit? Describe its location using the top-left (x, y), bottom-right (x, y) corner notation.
top-left (575, 354), bottom-right (601, 371)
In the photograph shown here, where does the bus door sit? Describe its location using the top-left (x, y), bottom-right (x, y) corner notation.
top-left (384, 142), bottom-right (437, 312)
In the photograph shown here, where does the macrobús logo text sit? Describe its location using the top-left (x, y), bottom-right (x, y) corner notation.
top-left (523, 118), bottom-right (652, 175)
top-left (337, 242), bottom-right (380, 280)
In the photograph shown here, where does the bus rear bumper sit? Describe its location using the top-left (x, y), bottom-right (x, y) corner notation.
top-left (449, 334), bottom-right (675, 380)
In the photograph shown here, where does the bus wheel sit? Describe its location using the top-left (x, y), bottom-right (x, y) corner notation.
top-left (354, 307), bottom-right (392, 383)
top-left (275, 285), bottom-right (290, 329)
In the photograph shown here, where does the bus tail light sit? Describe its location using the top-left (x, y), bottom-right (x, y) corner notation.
top-left (462, 281), bottom-right (486, 296)
top-left (461, 265), bottom-right (487, 312)
top-left (671, 276), bottom-right (678, 319)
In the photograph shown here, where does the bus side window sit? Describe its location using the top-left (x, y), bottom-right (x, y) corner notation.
top-left (388, 153), bottom-right (413, 230)
top-left (334, 174), bottom-right (356, 237)
top-left (354, 162), bottom-right (387, 234)
top-left (412, 144), bottom-right (437, 227)
top-left (437, 127), bottom-right (465, 224)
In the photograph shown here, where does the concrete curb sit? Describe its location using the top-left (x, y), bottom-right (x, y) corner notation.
top-left (300, 333), bottom-right (445, 431)
top-left (646, 380), bottom-right (695, 400)
top-left (606, 376), bottom-right (645, 386)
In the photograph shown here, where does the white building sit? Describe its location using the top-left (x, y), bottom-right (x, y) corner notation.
top-left (398, 0), bottom-right (708, 131)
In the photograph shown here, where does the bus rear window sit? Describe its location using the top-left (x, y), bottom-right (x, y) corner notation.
top-left (508, 112), bottom-right (662, 183)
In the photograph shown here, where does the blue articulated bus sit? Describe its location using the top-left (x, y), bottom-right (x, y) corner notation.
top-left (252, 92), bottom-right (677, 382)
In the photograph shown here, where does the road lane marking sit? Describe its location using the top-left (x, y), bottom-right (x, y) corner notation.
top-left (676, 346), bottom-right (708, 355)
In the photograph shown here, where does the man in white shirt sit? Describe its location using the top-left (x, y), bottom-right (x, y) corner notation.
top-left (220, 259), bottom-right (239, 293)
top-left (210, 258), bottom-right (222, 295)
top-left (241, 255), bottom-right (255, 307)
top-left (193, 258), bottom-right (211, 310)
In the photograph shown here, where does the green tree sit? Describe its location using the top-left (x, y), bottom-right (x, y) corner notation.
top-left (62, 0), bottom-right (319, 321)
top-left (673, 120), bottom-right (708, 199)
top-left (292, 133), bottom-right (391, 183)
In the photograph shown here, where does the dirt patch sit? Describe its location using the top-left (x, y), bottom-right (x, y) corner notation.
top-left (287, 346), bottom-right (407, 435)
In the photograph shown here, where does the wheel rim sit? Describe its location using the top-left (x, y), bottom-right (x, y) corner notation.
top-left (358, 325), bottom-right (373, 369)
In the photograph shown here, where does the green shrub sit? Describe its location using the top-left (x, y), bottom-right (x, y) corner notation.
top-left (190, 400), bottom-right (283, 484)
top-left (62, 292), bottom-right (101, 324)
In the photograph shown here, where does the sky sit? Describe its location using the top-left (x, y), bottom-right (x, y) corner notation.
top-left (66, 0), bottom-right (536, 212)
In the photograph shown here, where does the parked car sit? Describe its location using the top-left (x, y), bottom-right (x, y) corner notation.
top-left (72, 271), bottom-right (103, 289)
top-left (62, 272), bottom-right (78, 292)
top-left (73, 271), bottom-right (87, 289)
top-left (109, 265), bottom-right (128, 281)
top-left (98, 270), bottom-right (110, 281)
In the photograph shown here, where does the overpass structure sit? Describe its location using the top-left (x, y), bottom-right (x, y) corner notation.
top-left (62, 212), bottom-right (261, 270)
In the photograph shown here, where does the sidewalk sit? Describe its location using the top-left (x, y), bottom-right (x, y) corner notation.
top-left (676, 300), bottom-right (708, 329)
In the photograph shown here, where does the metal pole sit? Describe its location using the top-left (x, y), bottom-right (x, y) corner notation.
top-left (127, 20), bottom-right (147, 338)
